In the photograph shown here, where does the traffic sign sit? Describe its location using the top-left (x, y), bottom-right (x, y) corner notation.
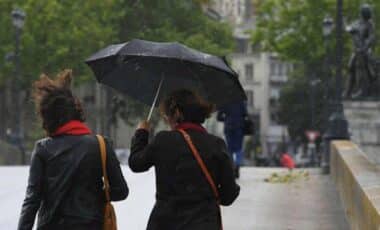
top-left (305, 130), bottom-right (320, 142)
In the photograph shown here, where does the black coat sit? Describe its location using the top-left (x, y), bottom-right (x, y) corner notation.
top-left (129, 129), bottom-right (240, 230)
top-left (18, 135), bottom-right (129, 230)
top-left (217, 101), bottom-right (247, 131)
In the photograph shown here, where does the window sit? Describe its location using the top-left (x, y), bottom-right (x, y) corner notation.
top-left (270, 88), bottom-right (280, 100)
top-left (269, 98), bottom-right (277, 107)
top-left (245, 90), bottom-right (254, 107)
top-left (235, 38), bottom-right (249, 53)
top-left (270, 61), bottom-right (277, 76)
top-left (275, 62), bottom-right (280, 75)
top-left (279, 63), bottom-right (287, 76)
top-left (270, 113), bottom-right (279, 124)
top-left (245, 63), bottom-right (254, 82)
top-left (278, 63), bottom-right (283, 76)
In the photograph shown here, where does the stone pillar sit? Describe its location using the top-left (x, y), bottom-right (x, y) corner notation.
top-left (344, 101), bottom-right (380, 164)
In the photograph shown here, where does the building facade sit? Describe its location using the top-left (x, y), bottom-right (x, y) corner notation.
top-left (206, 0), bottom-right (252, 25)
top-left (205, 0), bottom-right (292, 159)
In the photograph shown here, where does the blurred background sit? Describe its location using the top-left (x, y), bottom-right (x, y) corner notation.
top-left (0, 0), bottom-right (379, 167)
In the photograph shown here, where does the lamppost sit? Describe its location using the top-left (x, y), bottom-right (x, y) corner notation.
top-left (11, 8), bottom-right (26, 164)
top-left (322, 0), bottom-right (349, 174)
top-left (322, 16), bottom-right (334, 126)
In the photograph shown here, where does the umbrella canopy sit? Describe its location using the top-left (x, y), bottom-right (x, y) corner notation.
top-left (85, 39), bottom-right (246, 110)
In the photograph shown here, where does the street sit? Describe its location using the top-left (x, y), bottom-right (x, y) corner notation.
top-left (0, 167), bottom-right (348, 230)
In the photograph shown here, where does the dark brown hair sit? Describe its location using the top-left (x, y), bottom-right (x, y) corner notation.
top-left (33, 69), bottom-right (85, 135)
top-left (160, 89), bottom-right (214, 124)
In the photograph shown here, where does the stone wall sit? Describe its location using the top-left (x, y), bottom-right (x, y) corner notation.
top-left (331, 141), bottom-right (380, 230)
top-left (344, 101), bottom-right (380, 164)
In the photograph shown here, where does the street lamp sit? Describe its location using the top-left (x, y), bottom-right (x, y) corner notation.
top-left (321, 0), bottom-right (349, 174)
top-left (322, 16), bottom-right (334, 129)
top-left (11, 8), bottom-right (26, 164)
top-left (12, 9), bottom-right (26, 29)
top-left (309, 17), bottom-right (333, 141)
top-left (322, 16), bottom-right (334, 37)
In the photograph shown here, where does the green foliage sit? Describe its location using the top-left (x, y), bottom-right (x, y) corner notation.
top-left (278, 67), bottom-right (328, 139)
top-left (121, 0), bottom-right (234, 56)
top-left (253, 0), bottom-right (380, 63)
top-left (0, 0), bottom-right (233, 86)
top-left (253, 0), bottom-right (380, 140)
top-left (0, 0), bottom-right (125, 87)
top-left (0, 0), bottom-right (233, 85)
top-left (0, 0), bottom-right (234, 123)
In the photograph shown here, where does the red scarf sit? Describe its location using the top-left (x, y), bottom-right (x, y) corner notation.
top-left (176, 122), bottom-right (207, 133)
top-left (51, 120), bottom-right (92, 137)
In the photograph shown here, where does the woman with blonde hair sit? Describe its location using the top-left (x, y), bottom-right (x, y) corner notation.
top-left (18, 70), bottom-right (128, 230)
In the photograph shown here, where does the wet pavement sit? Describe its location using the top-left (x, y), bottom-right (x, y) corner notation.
top-left (0, 167), bottom-right (349, 229)
top-left (222, 168), bottom-right (349, 230)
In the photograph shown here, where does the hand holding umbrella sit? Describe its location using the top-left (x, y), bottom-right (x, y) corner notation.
top-left (137, 120), bottom-right (150, 131)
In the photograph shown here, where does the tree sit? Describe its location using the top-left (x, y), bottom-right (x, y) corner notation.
top-left (0, 0), bottom-right (127, 148)
top-left (253, 0), bottom-right (380, 140)
top-left (0, 0), bottom-right (125, 87)
top-left (253, 0), bottom-right (380, 64)
top-left (121, 0), bottom-right (234, 56)
top-left (0, 0), bottom-right (234, 90)
top-left (0, 0), bottom-right (235, 148)
top-left (278, 67), bottom-right (328, 140)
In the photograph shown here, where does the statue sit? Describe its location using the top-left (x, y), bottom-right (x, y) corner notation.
top-left (345, 4), bottom-right (377, 99)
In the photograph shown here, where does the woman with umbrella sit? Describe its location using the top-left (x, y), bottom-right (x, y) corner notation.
top-left (86, 39), bottom-right (244, 229)
top-left (129, 89), bottom-right (240, 230)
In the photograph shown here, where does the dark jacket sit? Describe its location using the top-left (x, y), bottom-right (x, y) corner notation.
top-left (129, 129), bottom-right (240, 230)
top-left (18, 135), bottom-right (129, 230)
top-left (217, 101), bottom-right (247, 131)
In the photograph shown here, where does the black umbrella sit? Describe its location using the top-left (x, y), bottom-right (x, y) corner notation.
top-left (85, 39), bottom-right (246, 120)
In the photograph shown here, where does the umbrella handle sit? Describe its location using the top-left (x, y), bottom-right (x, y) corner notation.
top-left (147, 75), bottom-right (165, 121)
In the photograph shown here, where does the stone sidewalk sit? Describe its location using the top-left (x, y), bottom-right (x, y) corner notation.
top-left (0, 167), bottom-right (348, 229)
top-left (222, 168), bottom-right (349, 230)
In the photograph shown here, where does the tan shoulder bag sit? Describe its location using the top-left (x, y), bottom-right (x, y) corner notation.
top-left (96, 135), bottom-right (117, 230)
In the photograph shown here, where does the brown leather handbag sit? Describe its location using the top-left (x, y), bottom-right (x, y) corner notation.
top-left (96, 135), bottom-right (117, 230)
top-left (177, 129), bottom-right (223, 230)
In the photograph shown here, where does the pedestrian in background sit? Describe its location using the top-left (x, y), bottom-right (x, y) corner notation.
top-left (129, 89), bottom-right (240, 230)
top-left (217, 101), bottom-right (248, 178)
top-left (280, 152), bottom-right (295, 171)
top-left (18, 70), bottom-right (128, 230)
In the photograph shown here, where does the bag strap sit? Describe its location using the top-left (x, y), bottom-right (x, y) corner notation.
top-left (96, 135), bottom-right (111, 202)
top-left (177, 129), bottom-right (220, 203)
